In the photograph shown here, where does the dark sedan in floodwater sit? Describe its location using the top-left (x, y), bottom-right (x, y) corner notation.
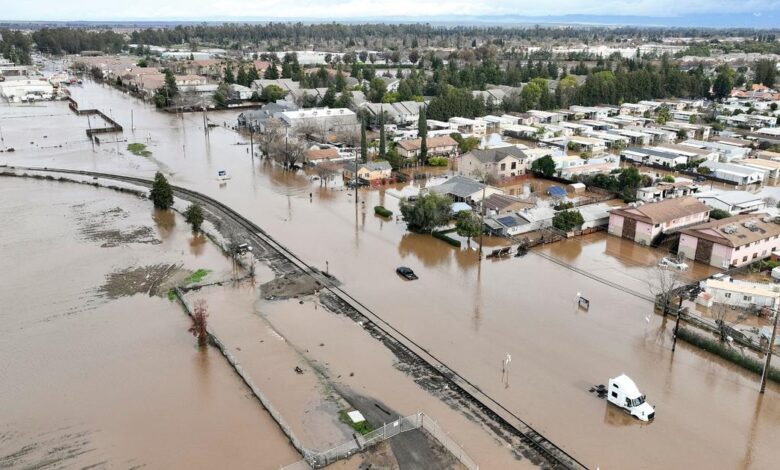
top-left (396, 266), bottom-right (418, 280)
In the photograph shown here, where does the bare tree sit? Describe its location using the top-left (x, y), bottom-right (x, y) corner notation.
top-left (315, 161), bottom-right (340, 186)
top-left (296, 118), bottom-right (323, 141)
top-left (649, 261), bottom-right (684, 316)
top-left (188, 299), bottom-right (209, 347)
top-left (275, 138), bottom-right (306, 169)
top-left (257, 118), bottom-right (284, 159)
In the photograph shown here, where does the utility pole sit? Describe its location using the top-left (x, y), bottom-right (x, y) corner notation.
top-left (355, 145), bottom-right (359, 206)
top-left (672, 294), bottom-right (684, 352)
top-left (87, 115), bottom-right (95, 152)
top-left (249, 121), bottom-right (254, 162)
top-left (130, 109), bottom-right (134, 131)
top-left (478, 184), bottom-right (486, 259)
top-left (760, 309), bottom-right (779, 393)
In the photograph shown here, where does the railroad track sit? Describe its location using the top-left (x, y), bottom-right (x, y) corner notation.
top-left (9, 166), bottom-right (589, 470)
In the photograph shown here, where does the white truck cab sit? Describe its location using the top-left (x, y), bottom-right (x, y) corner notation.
top-left (607, 374), bottom-right (655, 421)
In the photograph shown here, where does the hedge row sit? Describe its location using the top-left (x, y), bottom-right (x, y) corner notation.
top-left (432, 230), bottom-right (461, 248)
top-left (374, 205), bottom-right (392, 218)
top-left (676, 328), bottom-right (780, 384)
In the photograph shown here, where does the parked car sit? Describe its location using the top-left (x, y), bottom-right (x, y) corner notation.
top-left (396, 266), bottom-right (418, 280)
top-left (658, 257), bottom-right (688, 271)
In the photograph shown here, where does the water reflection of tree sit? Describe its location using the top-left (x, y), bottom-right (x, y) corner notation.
top-left (189, 233), bottom-right (206, 256)
top-left (397, 233), bottom-right (478, 271)
top-left (152, 208), bottom-right (176, 239)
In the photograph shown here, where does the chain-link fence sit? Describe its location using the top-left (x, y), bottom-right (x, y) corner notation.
top-left (282, 412), bottom-right (478, 470)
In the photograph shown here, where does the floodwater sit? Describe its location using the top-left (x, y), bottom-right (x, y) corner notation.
top-left (3, 80), bottom-right (780, 468)
top-left (0, 178), bottom-right (300, 468)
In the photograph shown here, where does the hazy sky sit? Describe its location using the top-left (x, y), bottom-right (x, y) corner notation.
top-left (3, 0), bottom-right (779, 21)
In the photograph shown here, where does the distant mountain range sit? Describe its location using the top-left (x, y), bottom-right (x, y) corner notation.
top-left (3, 13), bottom-right (779, 29)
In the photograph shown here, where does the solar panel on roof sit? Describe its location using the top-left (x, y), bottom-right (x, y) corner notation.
top-left (497, 216), bottom-right (520, 227)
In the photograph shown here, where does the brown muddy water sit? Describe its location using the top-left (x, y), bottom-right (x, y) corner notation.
top-left (0, 178), bottom-right (300, 469)
top-left (3, 80), bottom-right (780, 469)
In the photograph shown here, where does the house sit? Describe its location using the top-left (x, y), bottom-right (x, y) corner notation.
top-left (570, 105), bottom-right (608, 120)
top-left (228, 83), bottom-right (254, 100)
top-left (578, 202), bottom-right (615, 230)
top-left (343, 161), bottom-right (393, 182)
top-left (483, 194), bottom-right (535, 215)
top-left (694, 190), bottom-right (767, 215)
top-left (678, 215), bottom-right (780, 268)
top-left (277, 107), bottom-right (359, 135)
top-left (304, 147), bottom-right (340, 164)
top-left (237, 101), bottom-right (298, 131)
top-left (699, 275), bottom-right (780, 310)
top-left (484, 213), bottom-right (532, 237)
top-left (554, 154), bottom-right (620, 178)
top-left (608, 197), bottom-right (711, 246)
top-left (636, 181), bottom-right (701, 202)
top-left (681, 139), bottom-right (750, 162)
top-left (566, 136), bottom-right (607, 154)
top-left (528, 110), bottom-right (562, 124)
top-left (621, 147), bottom-right (688, 167)
top-left (738, 158), bottom-right (780, 179)
top-left (428, 176), bottom-right (504, 204)
top-left (397, 135), bottom-right (459, 160)
top-left (448, 117), bottom-right (487, 136)
top-left (717, 113), bottom-right (776, 129)
top-left (699, 161), bottom-right (766, 185)
top-left (458, 147), bottom-right (529, 180)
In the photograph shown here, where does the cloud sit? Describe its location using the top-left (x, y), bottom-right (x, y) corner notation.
top-left (3, 0), bottom-right (780, 21)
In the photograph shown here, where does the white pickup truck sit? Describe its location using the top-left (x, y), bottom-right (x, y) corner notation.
top-left (607, 374), bottom-right (655, 422)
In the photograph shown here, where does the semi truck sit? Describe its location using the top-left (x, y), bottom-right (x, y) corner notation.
top-left (607, 374), bottom-right (655, 421)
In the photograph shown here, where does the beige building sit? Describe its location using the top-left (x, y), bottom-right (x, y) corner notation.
top-left (397, 135), bottom-right (459, 160)
top-left (458, 147), bottom-right (529, 180)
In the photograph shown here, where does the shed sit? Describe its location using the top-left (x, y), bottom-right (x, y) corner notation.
top-left (568, 182), bottom-right (586, 194)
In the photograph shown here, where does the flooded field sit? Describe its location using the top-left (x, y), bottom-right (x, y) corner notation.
top-left (3, 80), bottom-right (780, 469)
top-left (0, 178), bottom-right (300, 468)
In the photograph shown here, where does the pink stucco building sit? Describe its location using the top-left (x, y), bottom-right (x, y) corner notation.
top-left (678, 215), bottom-right (780, 268)
top-left (608, 196), bottom-right (710, 246)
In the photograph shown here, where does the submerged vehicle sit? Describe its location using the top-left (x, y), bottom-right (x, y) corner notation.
top-left (607, 374), bottom-right (655, 421)
top-left (396, 266), bottom-right (418, 280)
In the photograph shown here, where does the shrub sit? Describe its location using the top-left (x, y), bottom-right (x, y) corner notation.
top-left (374, 205), bottom-right (393, 217)
top-left (676, 328), bottom-right (780, 384)
top-left (427, 156), bottom-right (449, 166)
top-left (709, 208), bottom-right (730, 220)
top-left (432, 230), bottom-right (461, 248)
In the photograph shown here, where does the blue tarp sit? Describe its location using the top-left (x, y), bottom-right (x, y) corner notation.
top-left (547, 186), bottom-right (567, 198)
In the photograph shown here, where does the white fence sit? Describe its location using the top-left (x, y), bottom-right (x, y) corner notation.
top-left (282, 412), bottom-right (478, 469)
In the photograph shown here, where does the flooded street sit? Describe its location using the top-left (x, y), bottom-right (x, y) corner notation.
top-left (0, 178), bottom-right (300, 468)
top-left (3, 80), bottom-right (780, 468)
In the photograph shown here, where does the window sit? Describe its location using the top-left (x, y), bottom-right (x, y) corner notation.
top-left (611, 391), bottom-right (618, 398)
top-left (725, 293), bottom-right (732, 298)
top-left (753, 253), bottom-right (758, 259)
top-left (736, 246), bottom-right (741, 251)
top-left (511, 162), bottom-right (517, 170)
top-left (743, 256), bottom-right (748, 262)
top-left (744, 296), bottom-right (752, 302)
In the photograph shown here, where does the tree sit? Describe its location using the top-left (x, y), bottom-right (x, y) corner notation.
top-left (677, 129), bottom-right (688, 141)
top-left (713, 64), bottom-right (735, 99)
top-left (264, 63), bottom-right (279, 79)
top-left (378, 112), bottom-right (386, 160)
top-left (651, 262), bottom-right (683, 316)
top-left (418, 105), bottom-right (428, 162)
top-left (399, 193), bottom-right (453, 233)
top-left (754, 60), bottom-right (777, 88)
top-left (656, 105), bottom-right (671, 124)
top-left (709, 208), bottom-right (730, 220)
top-left (455, 210), bottom-right (482, 245)
top-left (530, 155), bottom-right (556, 177)
top-left (450, 132), bottom-right (479, 154)
top-left (213, 82), bottom-right (229, 108)
top-left (188, 299), bottom-right (209, 348)
top-left (150, 172), bottom-right (174, 210)
top-left (261, 84), bottom-right (286, 103)
top-left (223, 66), bottom-right (235, 84)
top-left (552, 210), bottom-right (584, 232)
top-left (236, 64), bottom-right (249, 87)
top-left (369, 77), bottom-right (387, 102)
top-left (360, 118), bottom-right (368, 162)
top-left (184, 203), bottom-right (205, 233)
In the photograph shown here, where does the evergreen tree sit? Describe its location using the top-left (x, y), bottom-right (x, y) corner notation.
top-left (224, 66), bottom-right (235, 84)
top-left (360, 118), bottom-right (368, 163)
top-left (418, 106), bottom-right (427, 162)
top-left (379, 112), bottom-right (386, 160)
top-left (184, 203), bottom-right (205, 233)
top-left (264, 63), bottom-right (279, 79)
top-left (236, 64), bottom-right (248, 86)
top-left (150, 172), bottom-right (174, 210)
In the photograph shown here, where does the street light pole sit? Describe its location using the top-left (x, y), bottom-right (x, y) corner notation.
top-left (760, 309), bottom-right (779, 393)
top-left (478, 184), bottom-right (486, 259)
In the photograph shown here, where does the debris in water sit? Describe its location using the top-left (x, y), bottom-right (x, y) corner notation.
top-left (294, 366), bottom-right (304, 374)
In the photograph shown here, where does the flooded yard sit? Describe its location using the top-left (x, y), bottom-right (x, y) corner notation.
top-left (3, 80), bottom-right (780, 469)
top-left (0, 178), bottom-right (300, 468)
